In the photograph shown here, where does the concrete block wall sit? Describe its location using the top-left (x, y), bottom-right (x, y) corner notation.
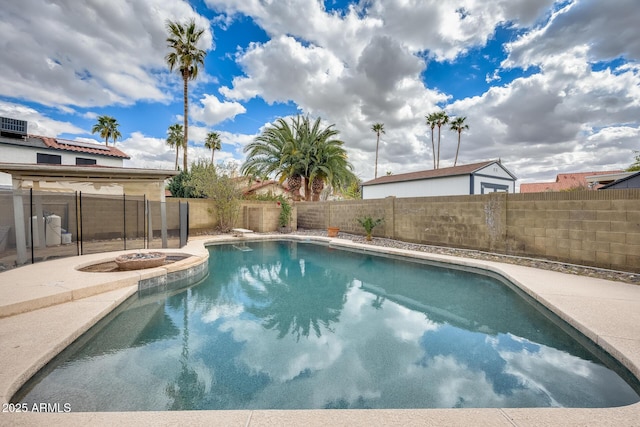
top-left (185, 199), bottom-right (297, 234)
top-left (505, 189), bottom-right (640, 272)
top-left (296, 189), bottom-right (640, 273)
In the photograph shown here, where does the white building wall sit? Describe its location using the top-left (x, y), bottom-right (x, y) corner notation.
top-left (0, 144), bottom-right (123, 167)
top-left (0, 144), bottom-right (123, 187)
top-left (363, 175), bottom-right (470, 199)
top-left (472, 164), bottom-right (516, 193)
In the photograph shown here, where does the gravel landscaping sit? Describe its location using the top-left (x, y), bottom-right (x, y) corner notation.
top-left (289, 229), bottom-right (640, 285)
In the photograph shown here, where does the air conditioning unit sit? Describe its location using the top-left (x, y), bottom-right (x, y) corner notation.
top-left (0, 116), bottom-right (27, 138)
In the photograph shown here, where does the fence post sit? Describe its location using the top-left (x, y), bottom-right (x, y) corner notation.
top-left (75, 191), bottom-right (80, 256)
top-left (123, 193), bottom-right (127, 251)
top-left (79, 191), bottom-right (84, 255)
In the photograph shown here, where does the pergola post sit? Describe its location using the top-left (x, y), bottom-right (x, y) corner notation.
top-left (11, 178), bottom-right (27, 265)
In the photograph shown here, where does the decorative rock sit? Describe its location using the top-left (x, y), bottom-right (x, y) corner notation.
top-left (115, 252), bottom-right (166, 270)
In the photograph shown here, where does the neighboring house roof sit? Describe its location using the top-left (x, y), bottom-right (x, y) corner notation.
top-left (362, 160), bottom-right (515, 186)
top-left (520, 170), bottom-right (623, 193)
top-left (599, 170), bottom-right (640, 189)
top-left (240, 178), bottom-right (289, 195)
top-left (0, 134), bottom-right (130, 159)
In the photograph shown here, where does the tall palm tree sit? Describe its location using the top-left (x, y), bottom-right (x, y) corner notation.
top-left (450, 116), bottom-right (469, 166)
top-left (371, 123), bottom-right (385, 179)
top-left (204, 131), bottom-right (222, 164)
top-left (165, 19), bottom-right (207, 171)
top-left (166, 124), bottom-right (184, 170)
top-left (91, 115), bottom-right (121, 146)
top-left (425, 113), bottom-right (438, 169)
top-left (242, 115), bottom-right (355, 201)
top-left (435, 111), bottom-right (449, 169)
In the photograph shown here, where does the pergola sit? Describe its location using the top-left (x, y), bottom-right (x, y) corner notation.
top-left (0, 163), bottom-right (179, 265)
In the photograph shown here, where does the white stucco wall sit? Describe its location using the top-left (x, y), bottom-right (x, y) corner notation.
top-left (0, 144), bottom-right (124, 187)
top-left (0, 144), bottom-right (123, 167)
top-left (362, 163), bottom-right (517, 199)
top-left (363, 175), bottom-right (470, 199)
top-left (472, 164), bottom-right (516, 193)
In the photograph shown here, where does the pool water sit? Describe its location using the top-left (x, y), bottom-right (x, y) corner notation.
top-left (15, 240), bottom-right (640, 411)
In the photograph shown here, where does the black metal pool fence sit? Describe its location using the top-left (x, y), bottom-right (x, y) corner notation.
top-left (0, 188), bottom-right (188, 269)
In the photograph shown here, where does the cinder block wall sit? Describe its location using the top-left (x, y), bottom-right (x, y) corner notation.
top-left (184, 199), bottom-right (297, 233)
top-left (296, 189), bottom-right (640, 273)
top-left (505, 189), bottom-right (640, 271)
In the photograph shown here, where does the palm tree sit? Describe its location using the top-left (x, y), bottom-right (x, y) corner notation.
top-left (91, 115), bottom-right (121, 146)
top-left (166, 124), bottom-right (184, 170)
top-left (371, 123), bottom-right (385, 179)
top-left (242, 117), bottom-right (302, 199)
top-left (242, 115), bottom-right (355, 201)
top-left (435, 111), bottom-right (449, 169)
top-left (204, 131), bottom-right (222, 164)
top-left (425, 113), bottom-right (437, 169)
top-left (450, 116), bottom-right (469, 166)
top-left (165, 19), bottom-right (207, 171)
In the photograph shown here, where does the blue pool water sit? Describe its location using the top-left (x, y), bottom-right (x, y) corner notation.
top-left (15, 240), bottom-right (640, 411)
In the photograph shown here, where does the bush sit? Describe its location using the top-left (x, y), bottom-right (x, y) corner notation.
top-left (356, 215), bottom-right (384, 240)
top-left (188, 161), bottom-right (242, 232)
top-left (278, 196), bottom-right (292, 227)
top-left (167, 170), bottom-right (203, 198)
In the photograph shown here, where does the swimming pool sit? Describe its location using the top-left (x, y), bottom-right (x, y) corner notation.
top-left (14, 240), bottom-right (640, 411)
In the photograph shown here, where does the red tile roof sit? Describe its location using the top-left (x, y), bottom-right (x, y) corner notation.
top-left (38, 136), bottom-right (130, 159)
top-left (362, 160), bottom-right (503, 186)
top-left (519, 170), bottom-right (623, 193)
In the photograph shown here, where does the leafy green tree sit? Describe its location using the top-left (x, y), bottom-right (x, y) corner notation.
top-left (91, 115), bottom-right (121, 146)
top-left (242, 115), bottom-right (355, 201)
top-left (449, 116), bottom-right (469, 166)
top-left (425, 113), bottom-right (437, 169)
top-left (166, 123), bottom-right (184, 170)
top-left (204, 131), bottom-right (222, 164)
top-left (188, 161), bottom-right (242, 232)
top-left (167, 170), bottom-right (200, 198)
top-left (165, 19), bottom-right (207, 171)
top-left (342, 178), bottom-right (362, 199)
top-left (371, 123), bottom-right (385, 178)
top-left (628, 151), bottom-right (640, 172)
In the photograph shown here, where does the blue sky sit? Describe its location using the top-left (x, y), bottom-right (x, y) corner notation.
top-left (0, 0), bottom-right (639, 184)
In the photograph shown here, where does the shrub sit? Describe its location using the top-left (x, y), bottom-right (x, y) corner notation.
top-left (188, 161), bottom-right (242, 232)
top-left (356, 216), bottom-right (384, 241)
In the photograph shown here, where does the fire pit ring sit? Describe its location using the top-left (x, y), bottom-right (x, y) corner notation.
top-left (115, 252), bottom-right (166, 270)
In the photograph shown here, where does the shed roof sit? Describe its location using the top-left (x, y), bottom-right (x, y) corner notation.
top-left (362, 160), bottom-right (514, 186)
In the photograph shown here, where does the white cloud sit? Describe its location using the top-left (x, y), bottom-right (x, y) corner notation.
top-left (2, 0), bottom-right (639, 182)
top-left (190, 94), bottom-right (246, 126)
top-left (0, 0), bottom-right (213, 108)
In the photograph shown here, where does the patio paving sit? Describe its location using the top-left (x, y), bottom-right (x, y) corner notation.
top-left (0, 234), bottom-right (639, 426)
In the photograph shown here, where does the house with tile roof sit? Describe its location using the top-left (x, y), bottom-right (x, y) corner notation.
top-left (519, 170), bottom-right (624, 193)
top-left (361, 160), bottom-right (517, 199)
top-left (0, 116), bottom-right (130, 187)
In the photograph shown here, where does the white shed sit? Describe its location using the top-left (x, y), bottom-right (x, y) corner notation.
top-left (362, 160), bottom-right (517, 199)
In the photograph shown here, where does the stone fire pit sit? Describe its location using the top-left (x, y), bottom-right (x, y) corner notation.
top-left (115, 252), bottom-right (166, 270)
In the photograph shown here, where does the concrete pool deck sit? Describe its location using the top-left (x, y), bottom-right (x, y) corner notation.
top-left (1, 234), bottom-right (639, 426)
